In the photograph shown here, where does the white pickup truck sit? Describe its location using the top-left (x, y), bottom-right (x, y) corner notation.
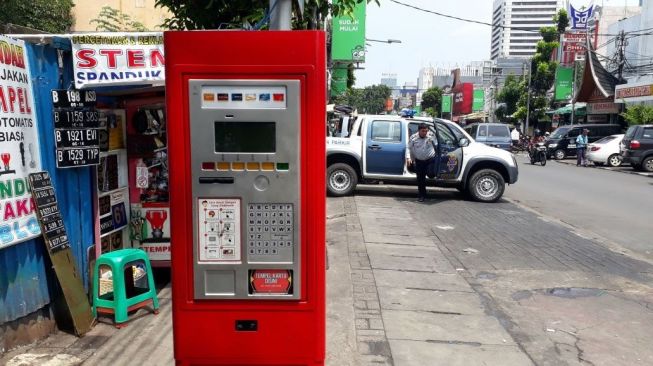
top-left (326, 115), bottom-right (519, 202)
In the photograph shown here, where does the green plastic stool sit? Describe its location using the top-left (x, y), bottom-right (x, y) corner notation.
top-left (92, 248), bottom-right (159, 328)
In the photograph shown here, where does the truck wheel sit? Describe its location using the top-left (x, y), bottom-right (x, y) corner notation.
top-left (327, 163), bottom-right (358, 196)
top-left (643, 156), bottom-right (653, 172)
top-left (554, 149), bottom-right (566, 160)
top-left (467, 169), bottom-right (505, 203)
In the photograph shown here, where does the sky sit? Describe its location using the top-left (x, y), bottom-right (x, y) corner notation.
top-left (355, 0), bottom-right (643, 87)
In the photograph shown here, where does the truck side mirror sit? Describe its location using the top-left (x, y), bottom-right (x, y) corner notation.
top-left (459, 138), bottom-right (470, 147)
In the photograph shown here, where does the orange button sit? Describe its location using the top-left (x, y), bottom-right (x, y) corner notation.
top-left (231, 162), bottom-right (245, 171)
top-left (203, 93), bottom-right (215, 101)
top-left (216, 162), bottom-right (230, 171)
top-left (246, 162), bottom-right (260, 171)
top-left (261, 162), bottom-right (275, 171)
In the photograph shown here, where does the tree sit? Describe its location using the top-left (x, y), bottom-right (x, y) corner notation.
top-left (421, 87), bottom-right (443, 117)
top-left (90, 6), bottom-right (148, 32)
top-left (154, 0), bottom-right (379, 30)
top-left (496, 75), bottom-right (524, 117)
top-left (0, 0), bottom-right (74, 33)
top-left (331, 85), bottom-right (390, 114)
top-left (514, 9), bottom-right (568, 129)
top-left (621, 105), bottom-right (653, 125)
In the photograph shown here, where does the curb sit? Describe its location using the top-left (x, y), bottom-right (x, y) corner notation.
top-left (554, 159), bottom-right (653, 178)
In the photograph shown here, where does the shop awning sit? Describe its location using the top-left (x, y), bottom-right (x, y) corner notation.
top-left (546, 103), bottom-right (586, 115)
top-left (461, 112), bottom-right (487, 120)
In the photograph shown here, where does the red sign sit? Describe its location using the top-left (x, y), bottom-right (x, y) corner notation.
top-left (452, 83), bottom-right (473, 115)
top-left (250, 270), bottom-right (292, 294)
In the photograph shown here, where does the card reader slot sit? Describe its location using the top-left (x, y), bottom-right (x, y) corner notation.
top-left (199, 177), bottom-right (235, 184)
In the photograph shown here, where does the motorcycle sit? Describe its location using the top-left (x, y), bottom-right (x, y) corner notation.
top-left (529, 142), bottom-right (547, 166)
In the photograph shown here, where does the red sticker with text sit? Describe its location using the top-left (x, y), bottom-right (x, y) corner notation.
top-left (249, 270), bottom-right (292, 294)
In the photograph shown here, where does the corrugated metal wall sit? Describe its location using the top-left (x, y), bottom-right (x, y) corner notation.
top-left (0, 41), bottom-right (95, 324)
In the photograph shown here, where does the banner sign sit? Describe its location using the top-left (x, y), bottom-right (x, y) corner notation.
top-left (587, 102), bottom-right (619, 114)
top-left (554, 67), bottom-right (574, 101)
top-left (331, 1), bottom-right (366, 62)
top-left (569, 4), bottom-right (594, 29)
top-left (472, 89), bottom-right (485, 112)
top-left (614, 82), bottom-right (653, 103)
top-left (0, 35), bottom-right (43, 249)
top-left (441, 94), bottom-right (452, 113)
top-left (71, 32), bottom-right (165, 89)
top-left (452, 83), bottom-right (473, 115)
top-left (330, 66), bottom-right (348, 97)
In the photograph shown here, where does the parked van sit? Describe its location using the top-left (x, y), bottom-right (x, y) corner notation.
top-left (546, 124), bottom-right (624, 160)
top-left (463, 123), bottom-right (512, 151)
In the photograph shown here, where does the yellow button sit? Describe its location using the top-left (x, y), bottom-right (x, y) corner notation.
top-left (216, 162), bottom-right (230, 171)
top-left (246, 162), bottom-right (260, 171)
top-left (261, 162), bottom-right (275, 171)
top-left (231, 162), bottom-right (245, 171)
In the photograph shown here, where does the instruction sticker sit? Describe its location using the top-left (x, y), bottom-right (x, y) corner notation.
top-left (198, 198), bottom-right (241, 262)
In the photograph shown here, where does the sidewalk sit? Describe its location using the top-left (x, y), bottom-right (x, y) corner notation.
top-left (1, 193), bottom-right (531, 366)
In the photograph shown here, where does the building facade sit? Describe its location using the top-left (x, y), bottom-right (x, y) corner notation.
top-left (380, 73), bottom-right (400, 98)
top-left (72, 0), bottom-right (170, 31)
top-left (491, 0), bottom-right (565, 61)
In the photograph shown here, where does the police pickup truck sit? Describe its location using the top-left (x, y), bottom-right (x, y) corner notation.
top-left (326, 115), bottom-right (518, 202)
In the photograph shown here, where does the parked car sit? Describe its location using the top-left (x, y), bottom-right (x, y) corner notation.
top-left (463, 123), bottom-right (512, 151)
top-left (545, 124), bottom-right (623, 160)
top-left (620, 124), bottom-right (653, 172)
top-left (326, 116), bottom-right (518, 202)
top-left (587, 134), bottom-right (624, 167)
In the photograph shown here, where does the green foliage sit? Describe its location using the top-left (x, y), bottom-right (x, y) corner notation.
top-left (494, 104), bottom-right (507, 120)
top-left (90, 6), bottom-right (148, 32)
top-left (347, 64), bottom-right (356, 89)
top-left (621, 105), bottom-right (653, 125)
top-left (331, 84), bottom-right (391, 114)
top-left (0, 0), bottom-right (74, 33)
top-left (496, 74), bottom-right (524, 117)
top-left (554, 9), bottom-right (569, 34)
top-left (154, 0), bottom-right (377, 30)
top-left (420, 87), bottom-right (443, 117)
top-left (515, 9), bottom-right (567, 124)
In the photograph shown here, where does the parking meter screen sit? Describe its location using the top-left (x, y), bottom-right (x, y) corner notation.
top-left (214, 121), bottom-right (276, 153)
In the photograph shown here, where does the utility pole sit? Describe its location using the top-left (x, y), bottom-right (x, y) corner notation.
top-left (270, 0), bottom-right (292, 30)
top-left (616, 30), bottom-right (627, 81)
top-left (525, 59), bottom-right (532, 136)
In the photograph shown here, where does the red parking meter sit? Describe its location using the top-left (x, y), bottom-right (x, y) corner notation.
top-left (165, 31), bottom-right (326, 365)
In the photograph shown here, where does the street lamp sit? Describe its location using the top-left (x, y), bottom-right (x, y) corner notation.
top-left (365, 38), bottom-right (402, 44)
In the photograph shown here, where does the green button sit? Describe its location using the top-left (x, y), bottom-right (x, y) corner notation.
top-left (276, 163), bottom-right (289, 171)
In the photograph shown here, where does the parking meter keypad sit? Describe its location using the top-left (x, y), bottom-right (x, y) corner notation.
top-left (247, 203), bottom-right (294, 262)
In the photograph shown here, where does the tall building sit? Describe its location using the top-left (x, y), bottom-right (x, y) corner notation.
top-left (595, 5), bottom-right (641, 59)
top-left (380, 73), bottom-right (400, 98)
top-left (417, 67), bottom-right (435, 91)
top-left (491, 0), bottom-right (565, 61)
top-left (432, 62), bottom-right (486, 89)
top-left (72, 0), bottom-right (170, 31)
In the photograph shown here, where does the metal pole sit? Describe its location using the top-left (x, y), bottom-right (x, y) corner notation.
top-left (270, 0), bottom-right (292, 30)
top-left (526, 60), bottom-right (532, 136)
top-left (571, 60), bottom-right (577, 125)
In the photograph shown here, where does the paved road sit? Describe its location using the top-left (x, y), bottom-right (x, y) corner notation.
top-left (506, 155), bottom-right (653, 261)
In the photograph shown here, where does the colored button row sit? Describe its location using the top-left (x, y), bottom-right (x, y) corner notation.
top-left (201, 162), bottom-right (289, 171)
top-left (203, 93), bottom-right (285, 102)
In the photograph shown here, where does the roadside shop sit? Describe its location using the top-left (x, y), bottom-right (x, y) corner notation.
top-left (0, 31), bottom-right (169, 351)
